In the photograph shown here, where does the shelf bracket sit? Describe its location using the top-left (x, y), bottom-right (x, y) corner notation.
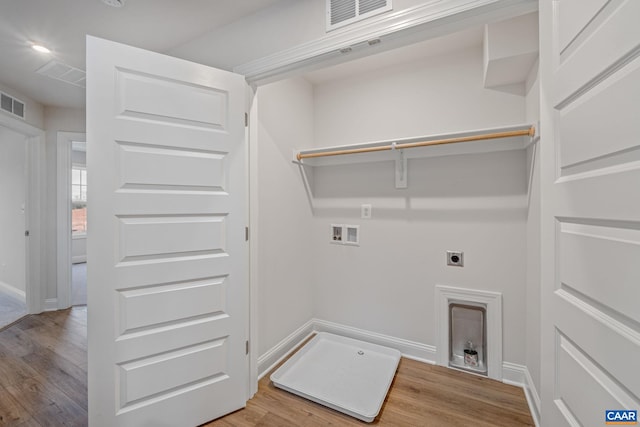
top-left (392, 143), bottom-right (407, 189)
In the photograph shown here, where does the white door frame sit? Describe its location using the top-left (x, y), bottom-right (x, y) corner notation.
top-left (0, 113), bottom-right (45, 314)
top-left (247, 88), bottom-right (259, 398)
top-left (56, 131), bottom-right (86, 309)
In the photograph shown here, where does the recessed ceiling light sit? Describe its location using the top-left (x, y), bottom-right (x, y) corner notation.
top-left (101, 0), bottom-right (125, 7)
top-left (31, 44), bottom-right (51, 54)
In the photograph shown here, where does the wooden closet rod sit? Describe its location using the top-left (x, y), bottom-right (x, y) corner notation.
top-left (296, 126), bottom-right (535, 161)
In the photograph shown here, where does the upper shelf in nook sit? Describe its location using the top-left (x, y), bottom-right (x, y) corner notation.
top-left (294, 124), bottom-right (537, 167)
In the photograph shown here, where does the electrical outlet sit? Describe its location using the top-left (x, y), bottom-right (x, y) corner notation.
top-left (361, 204), bottom-right (372, 219)
top-left (447, 251), bottom-right (464, 267)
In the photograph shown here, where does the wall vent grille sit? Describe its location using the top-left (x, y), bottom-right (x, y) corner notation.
top-left (0, 92), bottom-right (26, 120)
top-left (327, 0), bottom-right (392, 31)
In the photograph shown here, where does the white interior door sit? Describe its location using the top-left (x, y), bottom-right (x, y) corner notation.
top-left (87, 36), bottom-right (248, 426)
top-left (541, 0), bottom-right (640, 425)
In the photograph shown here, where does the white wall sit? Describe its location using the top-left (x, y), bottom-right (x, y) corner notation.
top-left (314, 47), bottom-right (525, 145)
top-left (43, 107), bottom-right (85, 301)
top-left (255, 77), bottom-right (316, 355)
top-left (0, 126), bottom-right (27, 298)
top-left (310, 45), bottom-right (529, 364)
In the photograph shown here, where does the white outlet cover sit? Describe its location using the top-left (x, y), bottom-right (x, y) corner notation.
top-left (361, 204), bottom-right (372, 219)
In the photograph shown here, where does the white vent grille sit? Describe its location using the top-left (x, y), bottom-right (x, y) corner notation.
top-left (36, 60), bottom-right (86, 88)
top-left (330, 0), bottom-right (356, 25)
top-left (327, 0), bottom-right (392, 31)
top-left (359, 0), bottom-right (388, 15)
top-left (0, 92), bottom-right (26, 120)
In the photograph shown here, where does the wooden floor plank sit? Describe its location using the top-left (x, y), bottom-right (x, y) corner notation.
top-left (0, 328), bottom-right (37, 359)
top-left (5, 377), bottom-right (87, 427)
top-left (22, 347), bottom-right (88, 411)
top-left (20, 327), bottom-right (87, 372)
top-left (0, 385), bottom-right (38, 426)
top-left (0, 341), bottom-right (39, 388)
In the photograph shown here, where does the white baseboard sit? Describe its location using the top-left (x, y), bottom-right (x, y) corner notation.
top-left (0, 280), bottom-right (26, 304)
top-left (523, 367), bottom-right (541, 427)
top-left (502, 361), bottom-right (526, 386)
top-left (257, 319), bottom-right (315, 379)
top-left (44, 298), bottom-right (58, 311)
top-left (502, 362), bottom-right (540, 427)
top-left (313, 319), bottom-right (437, 364)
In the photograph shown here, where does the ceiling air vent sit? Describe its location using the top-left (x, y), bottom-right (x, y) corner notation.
top-left (36, 60), bottom-right (86, 88)
top-left (0, 92), bottom-right (26, 120)
top-left (327, 0), bottom-right (392, 31)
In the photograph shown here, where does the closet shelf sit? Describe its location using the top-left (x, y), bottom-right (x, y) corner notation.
top-left (293, 124), bottom-right (537, 189)
top-left (294, 124), bottom-right (536, 166)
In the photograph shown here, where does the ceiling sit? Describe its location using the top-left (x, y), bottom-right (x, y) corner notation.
top-left (0, 0), bottom-right (488, 110)
top-left (0, 0), bottom-right (283, 109)
top-left (304, 27), bottom-right (484, 85)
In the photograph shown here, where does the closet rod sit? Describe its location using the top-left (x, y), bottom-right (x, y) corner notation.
top-left (296, 126), bottom-right (535, 161)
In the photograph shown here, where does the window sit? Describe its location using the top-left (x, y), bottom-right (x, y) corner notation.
top-left (72, 166), bottom-right (87, 235)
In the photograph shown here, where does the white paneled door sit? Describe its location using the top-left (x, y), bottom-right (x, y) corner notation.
top-left (86, 36), bottom-right (248, 426)
top-left (541, 0), bottom-right (640, 425)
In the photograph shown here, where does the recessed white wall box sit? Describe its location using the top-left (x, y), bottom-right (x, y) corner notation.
top-left (449, 303), bottom-right (487, 376)
top-left (447, 250), bottom-right (464, 267)
top-left (344, 225), bottom-right (359, 246)
top-left (435, 286), bottom-right (503, 380)
top-left (331, 224), bottom-right (343, 243)
top-left (331, 224), bottom-right (360, 246)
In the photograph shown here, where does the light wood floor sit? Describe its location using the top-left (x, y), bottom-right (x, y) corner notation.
top-left (0, 309), bottom-right (533, 426)
top-left (205, 347), bottom-right (534, 427)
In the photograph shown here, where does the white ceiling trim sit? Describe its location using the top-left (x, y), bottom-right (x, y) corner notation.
top-left (234, 0), bottom-right (538, 86)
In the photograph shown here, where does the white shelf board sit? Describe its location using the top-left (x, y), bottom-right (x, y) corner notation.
top-left (295, 123), bottom-right (535, 167)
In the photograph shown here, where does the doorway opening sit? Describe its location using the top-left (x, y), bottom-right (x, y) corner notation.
top-left (71, 141), bottom-right (87, 306)
top-left (57, 131), bottom-right (87, 309)
top-left (0, 113), bottom-right (45, 322)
